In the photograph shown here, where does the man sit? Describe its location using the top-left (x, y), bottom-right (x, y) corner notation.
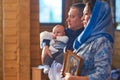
top-left (41, 3), bottom-right (85, 80)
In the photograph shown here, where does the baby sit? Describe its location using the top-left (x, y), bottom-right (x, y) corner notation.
top-left (40, 25), bottom-right (69, 74)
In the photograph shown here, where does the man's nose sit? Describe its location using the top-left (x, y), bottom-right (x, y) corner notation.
top-left (81, 15), bottom-right (84, 21)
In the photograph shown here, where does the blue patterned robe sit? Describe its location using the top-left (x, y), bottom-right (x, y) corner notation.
top-left (76, 36), bottom-right (113, 80)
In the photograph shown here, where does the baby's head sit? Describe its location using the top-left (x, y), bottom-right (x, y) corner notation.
top-left (52, 25), bottom-right (65, 38)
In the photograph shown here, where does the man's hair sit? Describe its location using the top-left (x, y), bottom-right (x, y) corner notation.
top-left (71, 3), bottom-right (85, 10)
top-left (70, 3), bottom-right (85, 17)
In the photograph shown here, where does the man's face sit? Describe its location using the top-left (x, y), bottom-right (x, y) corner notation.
top-left (66, 8), bottom-right (83, 30)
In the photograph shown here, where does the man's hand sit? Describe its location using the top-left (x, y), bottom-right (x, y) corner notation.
top-left (41, 46), bottom-right (52, 64)
top-left (64, 73), bottom-right (72, 80)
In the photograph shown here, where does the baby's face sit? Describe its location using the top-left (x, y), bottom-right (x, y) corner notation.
top-left (52, 25), bottom-right (65, 37)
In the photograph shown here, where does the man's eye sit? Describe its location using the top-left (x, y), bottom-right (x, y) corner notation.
top-left (70, 16), bottom-right (74, 18)
top-left (57, 32), bottom-right (60, 33)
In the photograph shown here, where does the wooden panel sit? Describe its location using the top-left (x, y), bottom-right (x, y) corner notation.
top-left (112, 30), bottom-right (120, 68)
top-left (5, 67), bottom-right (17, 76)
top-left (3, 3), bottom-right (17, 12)
top-left (30, 12), bottom-right (39, 19)
top-left (32, 67), bottom-right (49, 80)
top-left (31, 31), bottom-right (40, 36)
top-left (3, 0), bottom-right (30, 80)
top-left (30, 0), bottom-right (38, 4)
top-left (5, 76), bottom-right (17, 80)
top-left (4, 60), bottom-right (18, 68)
top-left (112, 53), bottom-right (120, 68)
top-left (30, 20), bottom-right (39, 26)
top-left (4, 43), bottom-right (17, 51)
top-left (5, 51), bottom-right (17, 60)
top-left (18, 0), bottom-right (30, 80)
top-left (32, 67), bottom-right (42, 80)
top-left (31, 36), bottom-right (40, 44)
top-left (3, 0), bottom-right (17, 4)
top-left (0, 0), bottom-right (3, 79)
top-left (31, 5), bottom-right (39, 12)
top-left (30, 0), bottom-right (40, 69)
top-left (3, 20), bottom-right (17, 27)
top-left (31, 45), bottom-right (40, 52)
top-left (4, 28), bottom-right (17, 36)
top-left (5, 36), bottom-right (17, 44)
top-left (4, 11), bottom-right (17, 19)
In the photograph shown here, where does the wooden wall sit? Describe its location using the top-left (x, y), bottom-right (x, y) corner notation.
top-left (30, 0), bottom-right (41, 67)
top-left (0, 0), bottom-right (3, 80)
top-left (2, 0), bottom-right (41, 80)
top-left (30, 0), bottom-right (41, 79)
top-left (3, 0), bottom-right (30, 80)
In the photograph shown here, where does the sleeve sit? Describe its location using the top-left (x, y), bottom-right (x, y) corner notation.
top-left (56, 36), bottom-right (69, 44)
top-left (88, 38), bottom-right (113, 80)
top-left (48, 61), bottom-right (63, 80)
top-left (40, 31), bottom-right (52, 48)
